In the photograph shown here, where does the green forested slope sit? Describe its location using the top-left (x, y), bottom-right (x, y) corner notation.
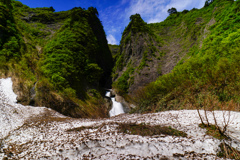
top-left (2, 0), bottom-right (240, 117)
top-left (114, 0), bottom-right (240, 113)
top-left (0, 0), bottom-right (113, 118)
top-left (0, 0), bottom-right (23, 62)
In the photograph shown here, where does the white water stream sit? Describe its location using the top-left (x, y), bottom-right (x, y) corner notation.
top-left (105, 91), bottom-right (124, 117)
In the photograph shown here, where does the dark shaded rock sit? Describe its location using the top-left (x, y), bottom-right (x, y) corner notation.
top-left (109, 44), bottom-right (120, 56)
top-left (115, 94), bottom-right (134, 113)
top-left (29, 82), bottom-right (36, 106)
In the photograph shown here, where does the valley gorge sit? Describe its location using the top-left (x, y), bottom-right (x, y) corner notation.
top-left (1, 0), bottom-right (240, 159)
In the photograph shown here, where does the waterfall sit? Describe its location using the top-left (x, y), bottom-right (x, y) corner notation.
top-left (105, 91), bottom-right (124, 117)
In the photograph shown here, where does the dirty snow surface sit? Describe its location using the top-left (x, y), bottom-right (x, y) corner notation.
top-left (0, 78), bottom-right (240, 159)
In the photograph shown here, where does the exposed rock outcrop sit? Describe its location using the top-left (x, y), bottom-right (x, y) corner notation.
top-left (112, 14), bottom-right (162, 94)
top-left (112, 11), bottom-right (215, 95)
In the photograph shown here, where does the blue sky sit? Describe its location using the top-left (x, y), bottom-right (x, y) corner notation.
top-left (17, 0), bottom-right (206, 45)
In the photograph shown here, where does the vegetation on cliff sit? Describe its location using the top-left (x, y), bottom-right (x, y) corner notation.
top-left (0, 0), bottom-right (113, 118)
top-left (129, 0), bottom-right (240, 113)
top-left (0, 0), bottom-right (23, 62)
top-left (112, 14), bottom-right (162, 95)
top-left (2, 0), bottom-right (240, 119)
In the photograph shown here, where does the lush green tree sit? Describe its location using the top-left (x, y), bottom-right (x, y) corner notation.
top-left (49, 6), bottom-right (55, 12)
top-left (0, 0), bottom-right (22, 60)
top-left (182, 10), bottom-right (189, 14)
top-left (41, 7), bottom-right (113, 98)
top-left (167, 7), bottom-right (177, 15)
top-left (204, 0), bottom-right (214, 7)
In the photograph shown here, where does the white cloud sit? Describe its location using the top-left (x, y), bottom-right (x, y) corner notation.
top-left (107, 34), bottom-right (117, 44)
top-left (125, 0), bottom-right (206, 24)
top-left (100, 0), bottom-right (206, 45)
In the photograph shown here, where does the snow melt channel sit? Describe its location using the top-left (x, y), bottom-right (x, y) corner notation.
top-left (106, 91), bottom-right (124, 117)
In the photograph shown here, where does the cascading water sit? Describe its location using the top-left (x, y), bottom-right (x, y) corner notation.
top-left (105, 91), bottom-right (124, 117)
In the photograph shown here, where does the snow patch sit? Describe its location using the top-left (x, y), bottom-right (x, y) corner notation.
top-left (0, 78), bottom-right (17, 103)
top-left (0, 78), bottom-right (64, 139)
top-left (0, 78), bottom-right (240, 159)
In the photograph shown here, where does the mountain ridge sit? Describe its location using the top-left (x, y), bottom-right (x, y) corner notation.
top-left (0, 0), bottom-right (113, 118)
top-left (116, 0), bottom-right (240, 114)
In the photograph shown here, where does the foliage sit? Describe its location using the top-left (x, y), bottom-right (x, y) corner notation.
top-left (120, 14), bottom-right (152, 45)
top-left (182, 10), bottom-right (189, 14)
top-left (118, 123), bottom-right (187, 137)
top-left (0, 0), bottom-right (22, 61)
top-left (138, 50), bottom-right (148, 70)
top-left (112, 67), bottom-right (134, 94)
top-left (131, 0), bottom-right (240, 113)
top-left (199, 124), bottom-right (228, 140)
top-left (0, 1), bottom-right (113, 118)
top-left (127, 14), bottom-right (150, 34)
top-left (108, 44), bottom-right (120, 57)
top-left (204, 0), bottom-right (214, 7)
top-left (167, 7), bottom-right (177, 15)
top-left (217, 142), bottom-right (240, 159)
top-left (40, 7), bottom-right (112, 99)
top-left (113, 13), bottom-right (162, 94)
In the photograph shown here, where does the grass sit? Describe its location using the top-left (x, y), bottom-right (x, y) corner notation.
top-left (199, 123), bottom-right (240, 159)
top-left (128, 0), bottom-right (240, 115)
top-left (199, 124), bottom-right (228, 140)
top-left (118, 123), bottom-right (187, 137)
top-left (217, 142), bottom-right (240, 159)
top-left (66, 122), bottom-right (188, 138)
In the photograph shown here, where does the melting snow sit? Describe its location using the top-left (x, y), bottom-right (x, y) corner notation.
top-left (1, 78), bottom-right (17, 103)
top-left (0, 78), bottom-right (239, 159)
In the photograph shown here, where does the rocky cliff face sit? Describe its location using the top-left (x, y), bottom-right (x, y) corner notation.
top-left (120, 0), bottom-right (240, 114)
top-left (112, 9), bottom-right (214, 95)
top-left (112, 14), bottom-right (163, 94)
top-left (108, 44), bottom-right (120, 57)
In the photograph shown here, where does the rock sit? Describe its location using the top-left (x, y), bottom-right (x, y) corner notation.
top-left (21, 12), bottom-right (36, 22)
top-left (110, 89), bottom-right (116, 97)
top-left (115, 94), bottom-right (132, 113)
top-left (104, 97), bottom-right (112, 113)
top-left (29, 82), bottom-right (36, 106)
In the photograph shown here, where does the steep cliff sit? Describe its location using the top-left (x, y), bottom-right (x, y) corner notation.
top-left (108, 44), bottom-right (120, 57)
top-left (112, 8), bottom-right (208, 95)
top-left (112, 14), bottom-right (163, 95)
top-left (125, 0), bottom-right (240, 113)
top-left (0, 0), bottom-right (113, 118)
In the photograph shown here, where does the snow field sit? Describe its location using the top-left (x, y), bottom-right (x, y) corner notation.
top-left (0, 78), bottom-right (239, 159)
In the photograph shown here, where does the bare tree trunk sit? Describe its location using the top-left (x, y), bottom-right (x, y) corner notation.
top-left (204, 109), bottom-right (210, 126)
top-left (212, 110), bottom-right (224, 135)
top-left (197, 108), bottom-right (205, 125)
